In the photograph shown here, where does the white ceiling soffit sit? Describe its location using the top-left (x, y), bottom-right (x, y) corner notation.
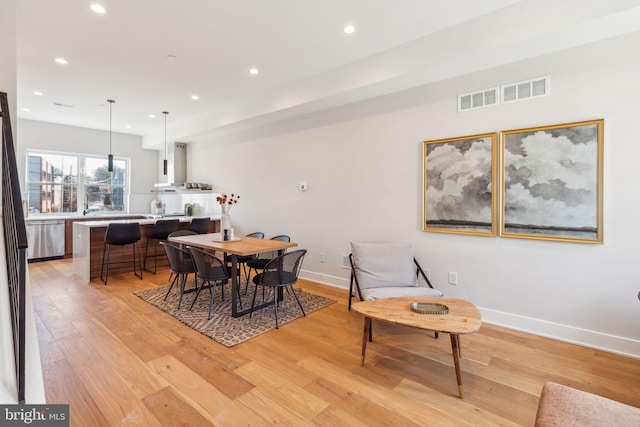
top-left (15, 0), bottom-right (640, 149)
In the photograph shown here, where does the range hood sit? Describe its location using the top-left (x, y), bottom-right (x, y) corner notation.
top-left (155, 142), bottom-right (187, 189)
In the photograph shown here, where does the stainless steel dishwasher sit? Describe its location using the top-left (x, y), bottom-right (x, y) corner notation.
top-left (26, 220), bottom-right (65, 261)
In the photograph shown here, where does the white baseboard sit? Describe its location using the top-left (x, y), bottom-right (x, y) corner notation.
top-left (478, 307), bottom-right (640, 359)
top-left (298, 270), bottom-right (640, 359)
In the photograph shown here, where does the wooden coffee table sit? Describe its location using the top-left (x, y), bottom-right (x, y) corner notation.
top-left (351, 297), bottom-right (481, 398)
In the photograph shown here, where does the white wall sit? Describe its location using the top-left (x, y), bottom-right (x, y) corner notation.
top-left (17, 119), bottom-right (159, 214)
top-left (187, 33), bottom-right (640, 357)
top-left (0, 0), bottom-right (46, 404)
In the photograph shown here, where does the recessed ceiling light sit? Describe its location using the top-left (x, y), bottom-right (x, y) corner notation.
top-left (167, 55), bottom-right (177, 60)
top-left (249, 67), bottom-right (259, 75)
top-left (343, 24), bottom-right (355, 34)
top-left (191, 94), bottom-right (199, 100)
top-left (90, 4), bottom-right (106, 14)
top-left (149, 114), bottom-right (156, 119)
top-left (55, 58), bottom-right (68, 65)
top-left (33, 91), bottom-right (43, 96)
top-left (22, 108), bottom-right (30, 112)
top-left (125, 125), bottom-right (131, 129)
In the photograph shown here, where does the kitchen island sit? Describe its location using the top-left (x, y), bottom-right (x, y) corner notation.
top-left (72, 216), bottom-right (219, 283)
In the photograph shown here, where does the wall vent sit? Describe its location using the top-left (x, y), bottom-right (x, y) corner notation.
top-left (457, 75), bottom-right (550, 112)
top-left (501, 76), bottom-right (550, 104)
top-left (458, 87), bottom-right (499, 112)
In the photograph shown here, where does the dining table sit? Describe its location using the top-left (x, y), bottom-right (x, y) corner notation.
top-left (168, 232), bottom-right (297, 317)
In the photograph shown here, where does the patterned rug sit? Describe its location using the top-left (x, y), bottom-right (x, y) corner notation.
top-left (134, 282), bottom-right (336, 347)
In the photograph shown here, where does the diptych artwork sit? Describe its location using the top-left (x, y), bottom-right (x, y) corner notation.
top-left (423, 133), bottom-right (496, 236)
top-left (422, 119), bottom-right (603, 243)
top-left (500, 120), bottom-right (603, 243)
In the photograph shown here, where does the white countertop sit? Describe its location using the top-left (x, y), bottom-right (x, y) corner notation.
top-left (73, 216), bottom-right (219, 228)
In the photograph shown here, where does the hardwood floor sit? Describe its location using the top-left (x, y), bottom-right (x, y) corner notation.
top-left (30, 259), bottom-right (640, 426)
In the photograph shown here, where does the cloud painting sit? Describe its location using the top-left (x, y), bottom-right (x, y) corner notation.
top-left (423, 134), bottom-right (495, 235)
top-left (501, 120), bottom-right (603, 242)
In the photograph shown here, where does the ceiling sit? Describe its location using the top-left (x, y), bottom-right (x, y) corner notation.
top-left (16, 0), bottom-right (640, 149)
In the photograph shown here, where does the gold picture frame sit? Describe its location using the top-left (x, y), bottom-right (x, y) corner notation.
top-left (423, 133), bottom-right (497, 236)
top-left (500, 119), bottom-right (604, 243)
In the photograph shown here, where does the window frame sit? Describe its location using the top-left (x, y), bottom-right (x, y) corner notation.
top-left (25, 148), bottom-right (130, 216)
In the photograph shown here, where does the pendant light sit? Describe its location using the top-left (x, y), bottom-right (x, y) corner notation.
top-left (107, 99), bottom-right (115, 172)
top-left (163, 111), bottom-right (169, 175)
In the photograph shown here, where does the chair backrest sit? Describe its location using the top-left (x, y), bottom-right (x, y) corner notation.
top-left (153, 219), bottom-right (180, 239)
top-left (168, 229), bottom-right (197, 238)
top-left (255, 234), bottom-right (290, 260)
top-left (104, 222), bottom-right (141, 245)
top-left (187, 246), bottom-right (228, 281)
top-left (246, 232), bottom-right (265, 239)
top-left (189, 217), bottom-right (211, 234)
top-left (349, 242), bottom-right (417, 290)
top-left (257, 249), bottom-right (306, 287)
top-left (160, 241), bottom-right (195, 274)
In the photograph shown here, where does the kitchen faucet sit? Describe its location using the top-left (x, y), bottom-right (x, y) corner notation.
top-left (82, 193), bottom-right (89, 216)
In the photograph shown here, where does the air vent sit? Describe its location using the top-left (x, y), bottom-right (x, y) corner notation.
top-left (458, 87), bottom-right (498, 112)
top-left (502, 76), bottom-right (550, 103)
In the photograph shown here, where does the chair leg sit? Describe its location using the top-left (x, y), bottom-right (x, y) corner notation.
top-left (208, 281), bottom-right (218, 320)
top-left (189, 278), bottom-right (205, 310)
top-left (164, 274), bottom-right (178, 300)
top-left (178, 273), bottom-right (187, 309)
top-left (100, 243), bottom-right (109, 285)
top-left (289, 285), bottom-right (306, 317)
top-left (249, 284), bottom-right (259, 318)
top-left (134, 242), bottom-right (143, 280)
top-left (273, 286), bottom-right (279, 329)
top-left (143, 237), bottom-right (151, 273)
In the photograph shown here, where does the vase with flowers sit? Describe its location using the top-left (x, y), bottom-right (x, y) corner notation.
top-left (217, 193), bottom-right (239, 231)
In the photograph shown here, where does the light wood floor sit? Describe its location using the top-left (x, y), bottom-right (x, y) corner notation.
top-left (29, 259), bottom-right (640, 426)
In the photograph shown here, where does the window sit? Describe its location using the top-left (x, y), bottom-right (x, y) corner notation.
top-left (26, 150), bottom-right (129, 215)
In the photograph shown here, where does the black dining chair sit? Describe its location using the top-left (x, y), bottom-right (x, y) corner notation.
top-left (144, 219), bottom-right (180, 274)
top-left (160, 241), bottom-right (196, 309)
top-left (189, 217), bottom-right (211, 234)
top-left (250, 249), bottom-right (307, 329)
top-left (245, 234), bottom-right (290, 294)
top-left (187, 246), bottom-right (230, 319)
top-left (224, 231), bottom-right (264, 290)
top-left (166, 229), bottom-right (198, 283)
top-left (100, 222), bottom-right (143, 285)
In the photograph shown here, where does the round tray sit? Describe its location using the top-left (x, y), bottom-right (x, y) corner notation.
top-left (410, 302), bottom-right (449, 315)
top-left (212, 237), bottom-right (242, 243)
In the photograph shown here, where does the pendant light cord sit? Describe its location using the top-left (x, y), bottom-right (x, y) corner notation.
top-left (107, 99), bottom-right (115, 154)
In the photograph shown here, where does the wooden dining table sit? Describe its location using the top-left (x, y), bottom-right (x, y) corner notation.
top-left (168, 233), bottom-right (297, 317)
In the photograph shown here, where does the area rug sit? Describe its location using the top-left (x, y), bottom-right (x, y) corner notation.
top-left (134, 283), bottom-right (336, 347)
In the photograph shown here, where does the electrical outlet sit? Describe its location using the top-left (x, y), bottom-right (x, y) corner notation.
top-left (320, 252), bottom-right (326, 262)
top-left (448, 272), bottom-right (458, 285)
top-left (341, 254), bottom-right (350, 269)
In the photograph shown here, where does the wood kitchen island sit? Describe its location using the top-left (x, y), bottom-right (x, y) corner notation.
top-left (72, 217), bottom-right (219, 283)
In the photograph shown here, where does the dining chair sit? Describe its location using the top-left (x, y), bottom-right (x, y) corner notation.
top-left (245, 234), bottom-right (290, 294)
top-left (160, 241), bottom-right (196, 309)
top-left (100, 222), bottom-right (142, 285)
top-left (189, 217), bottom-right (211, 234)
top-left (187, 246), bottom-right (230, 319)
top-left (143, 219), bottom-right (180, 274)
top-left (249, 249), bottom-right (307, 329)
top-left (224, 231), bottom-right (264, 290)
top-left (166, 229), bottom-right (197, 283)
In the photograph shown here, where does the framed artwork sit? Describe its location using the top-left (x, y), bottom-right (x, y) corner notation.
top-left (500, 119), bottom-right (604, 243)
top-left (423, 133), bottom-right (497, 236)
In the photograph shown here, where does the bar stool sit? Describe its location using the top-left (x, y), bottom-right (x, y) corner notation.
top-left (100, 222), bottom-right (143, 285)
top-left (189, 217), bottom-right (211, 234)
top-left (144, 219), bottom-right (180, 274)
